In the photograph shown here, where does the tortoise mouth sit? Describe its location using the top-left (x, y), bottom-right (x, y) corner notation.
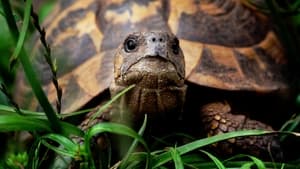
top-left (116, 57), bottom-right (184, 89)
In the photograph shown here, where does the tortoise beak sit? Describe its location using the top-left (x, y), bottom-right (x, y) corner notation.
top-left (118, 57), bottom-right (184, 89)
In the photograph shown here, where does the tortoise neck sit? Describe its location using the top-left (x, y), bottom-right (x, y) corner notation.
top-left (109, 82), bottom-right (187, 127)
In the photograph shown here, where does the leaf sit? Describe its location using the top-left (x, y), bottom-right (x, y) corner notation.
top-left (40, 134), bottom-right (79, 158)
top-left (224, 154), bottom-right (266, 169)
top-left (152, 130), bottom-right (276, 168)
top-left (170, 147), bottom-right (184, 169)
top-left (90, 84), bottom-right (135, 121)
top-left (120, 115), bottom-right (149, 169)
top-left (84, 122), bottom-right (150, 169)
top-left (10, 0), bottom-right (31, 65)
top-left (1, 0), bottom-right (62, 133)
top-left (199, 150), bottom-right (226, 169)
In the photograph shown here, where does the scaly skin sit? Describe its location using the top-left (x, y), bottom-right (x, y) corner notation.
top-left (200, 102), bottom-right (282, 159)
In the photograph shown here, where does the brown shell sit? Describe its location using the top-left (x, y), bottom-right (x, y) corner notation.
top-left (15, 0), bottom-right (287, 113)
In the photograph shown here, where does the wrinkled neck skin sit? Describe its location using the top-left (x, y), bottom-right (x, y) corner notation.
top-left (109, 81), bottom-right (187, 128)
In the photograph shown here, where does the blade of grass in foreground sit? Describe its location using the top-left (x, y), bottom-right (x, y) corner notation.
top-left (224, 154), bottom-right (265, 169)
top-left (199, 150), bottom-right (226, 169)
top-left (169, 147), bottom-right (184, 169)
top-left (90, 84), bottom-right (135, 121)
top-left (119, 115), bottom-right (148, 169)
top-left (39, 134), bottom-right (79, 158)
top-left (0, 114), bottom-right (52, 132)
top-left (152, 130), bottom-right (276, 168)
top-left (181, 153), bottom-right (296, 169)
top-left (44, 133), bottom-right (88, 169)
top-left (1, 0), bottom-right (61, 133)
top-left (0, 104), bottom-right (45, 118)
top-left (0, 114), bottom-right (83, 137)
top-left (84, 122), bottom-right (150, 169)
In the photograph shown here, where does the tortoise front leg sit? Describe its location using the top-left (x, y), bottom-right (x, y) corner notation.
top-left (200, 102), bottom-right (282, 160)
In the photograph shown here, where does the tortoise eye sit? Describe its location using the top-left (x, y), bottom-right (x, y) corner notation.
top-left (172, 38), bottom-right (179, 55)
top-left (124, 37), bottom-right (138, 52)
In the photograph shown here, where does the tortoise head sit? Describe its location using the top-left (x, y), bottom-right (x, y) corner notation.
top-left (110, 31), bottom-right (187, 126)
top-left (113, 31), bottom-right (185, 88)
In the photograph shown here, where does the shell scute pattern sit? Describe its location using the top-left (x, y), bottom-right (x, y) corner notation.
top-left (15, 0), bottom-right (287, 113)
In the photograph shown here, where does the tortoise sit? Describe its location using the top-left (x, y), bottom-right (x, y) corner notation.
top-left (15, 0), bottom-right (293, 160)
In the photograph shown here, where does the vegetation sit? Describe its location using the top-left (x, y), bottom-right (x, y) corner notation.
top-left (0, 0), bottom-right (299, 168)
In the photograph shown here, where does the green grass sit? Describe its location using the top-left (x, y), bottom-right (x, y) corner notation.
top-left (1, 103), bottom-right (299, 168)
top-left (0, 0), bottom-right (300, 169)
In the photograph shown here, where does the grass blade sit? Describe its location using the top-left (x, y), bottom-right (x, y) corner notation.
top-left (90, 85), bottom-right (135, 121)
top-left (152, 130), bottom-right (276, 168)
top-left (0, 114), bottom-right (52, 132)
top-left (199, 150), bottom-right (226, 169)
top-left (0, 104), bottom-right (46, 118)
top-left (1, 0), bottom-right (62, 133)
top-left (0, 114), bottom-right (83, 137)
top-left (10, 0), bottom-right (31, 63)
top-left (40, 134), bottom-right (79, 158)
top-left (120, 115), bottom-right (148, 169)
top-left (84, 122), bottom-right (149, 169)
top-left (31, 7), bottom-right (62, 114)
top-left (170, 147), bottom-right (184, 169)
top-left (224, 154), bottom-right (266, 169)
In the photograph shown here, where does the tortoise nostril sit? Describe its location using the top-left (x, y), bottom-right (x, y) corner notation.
top-left (151, 37), bottom-right (164, 43)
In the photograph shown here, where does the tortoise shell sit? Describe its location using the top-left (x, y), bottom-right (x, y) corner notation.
top-left (15, 0), bottom-right (287, 113)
